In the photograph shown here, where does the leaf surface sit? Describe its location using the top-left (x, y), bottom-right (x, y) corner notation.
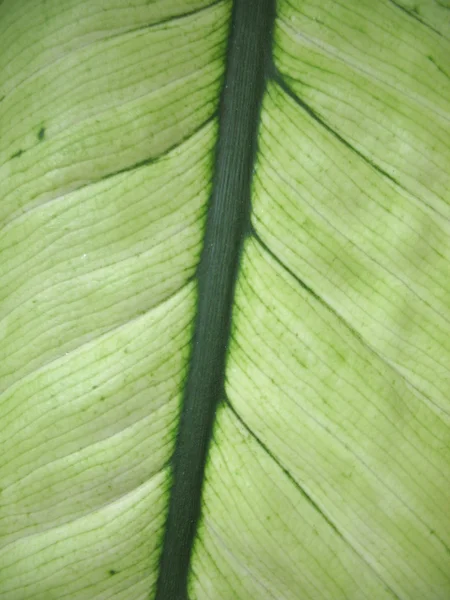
top-left (0, 0), bottom-right (449, 599)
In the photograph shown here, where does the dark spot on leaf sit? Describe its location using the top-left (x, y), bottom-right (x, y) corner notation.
top-left (38, 127), bottom-right (45, 141)
top-left (108, 569), bottom-right (118, 576)
top-left (11, 149), bottom-right (24, 159)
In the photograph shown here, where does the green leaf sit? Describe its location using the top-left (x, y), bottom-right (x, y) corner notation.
top-left (1, 0), bottom-right (449, 599)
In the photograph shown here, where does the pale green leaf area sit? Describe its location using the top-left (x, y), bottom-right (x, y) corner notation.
top-left (0, 1), bottom-right (227, 222)
top-left (0, 0), bottom-right (229, 597)
top-left (388, 0), bottom-right (450, 38)
top-left (1, 0), bottom-right (449, 599)
top-left (0, 0), bottom-right (215, 98)
top-left (191, 1), bottom-right (450, 599)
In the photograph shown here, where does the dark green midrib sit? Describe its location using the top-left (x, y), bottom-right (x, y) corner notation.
top-left (154, 1), bottom-right (276, 599)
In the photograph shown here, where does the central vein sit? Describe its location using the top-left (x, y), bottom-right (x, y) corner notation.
top-left (155, 1), bottom-right (276, 598)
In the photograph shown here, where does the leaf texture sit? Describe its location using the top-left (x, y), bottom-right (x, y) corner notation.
top-left (0, 0), bottom-right (449, 599)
